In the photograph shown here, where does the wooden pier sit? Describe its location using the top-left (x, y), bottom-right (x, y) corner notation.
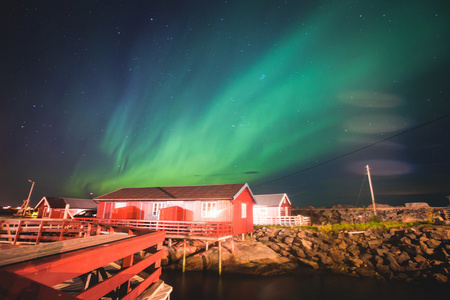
top-left (75, 218), bottom-right (237, 276)
top-left (0, 218), bottom-right (172, 300)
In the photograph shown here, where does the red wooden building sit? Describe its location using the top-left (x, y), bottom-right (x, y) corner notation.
top-left (94, 183), bottom-right (255, 235)
top-left (34, 197), bottom-right (98, 219)
top-left (253, 193), bottom-right (291, 219)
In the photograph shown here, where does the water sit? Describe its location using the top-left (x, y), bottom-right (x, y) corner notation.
top-left (160, 269), bottom-right (449, 300)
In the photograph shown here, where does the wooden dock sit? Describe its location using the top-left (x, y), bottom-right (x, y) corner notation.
top-left (0, 219), bottom-right (172, 300)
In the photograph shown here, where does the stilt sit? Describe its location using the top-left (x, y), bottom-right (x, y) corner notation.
top-left (218, 241), bottom-right (222, 276)
top-left (168, 238), bottom-right (172, 247)
top-left (241, 233), bottom-right (244, 241)
top-left (182, 239), bottom-right (186, 273)
top-left (206, 241), bottom-right (209, 251)
top-left (230, 237), bottom-right (235, 254)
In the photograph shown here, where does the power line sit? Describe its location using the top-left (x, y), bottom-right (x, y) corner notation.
top-left (255, 112), bottom-right (450, 187)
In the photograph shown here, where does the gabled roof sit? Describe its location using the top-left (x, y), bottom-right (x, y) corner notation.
top-left (95, 183), bottom-right (251, 201)
top-left (35, 197), bottom-right (98, 209)
top-left (254, 193), bottom-right (291, 207)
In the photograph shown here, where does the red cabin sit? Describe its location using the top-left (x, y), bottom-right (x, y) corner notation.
top-left (94, 183), bottom-right (255, 236)
top-left (34, 197), bottom-right (98, 219)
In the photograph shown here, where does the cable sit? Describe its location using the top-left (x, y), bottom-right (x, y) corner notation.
top-left (254, 112), bottom-right (450, 187)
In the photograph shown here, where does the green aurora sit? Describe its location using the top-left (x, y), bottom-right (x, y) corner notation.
top-left (2, 1), bottom-right (449, 207)
top-left (65, 1), bottom-right (450, 198)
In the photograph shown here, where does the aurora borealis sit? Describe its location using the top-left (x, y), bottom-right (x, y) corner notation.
top-left (1, 1), bottom-right (449, 208)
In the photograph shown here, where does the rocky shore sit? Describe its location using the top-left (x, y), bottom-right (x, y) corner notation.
top-left (161, 224), bottom-right (450, 285)
top-left (294, 203), bottom-right (449, 225)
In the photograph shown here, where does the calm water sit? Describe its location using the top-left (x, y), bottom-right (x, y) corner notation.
top-left (160, 269), bottom-right (449, 300)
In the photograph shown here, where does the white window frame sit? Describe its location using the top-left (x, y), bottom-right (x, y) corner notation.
top-left (115, 202), bottom-right (126, 209)
top-left (152, 202), bottom-right (166, 217)
top-left (201, 202), bottom-right (217, 218)
top-left (241, 203), bottom-right (247, 218)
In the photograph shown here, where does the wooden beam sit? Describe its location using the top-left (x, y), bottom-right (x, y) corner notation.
top-left (77, 251), bottom-right (163, 299)
top-left (3, 231), bottom-right (165, 286)
top-left (182, 239), bottom-right (186, 273)
top-left (218, 241), bottom-right (222, 276)
top-left (0, 270), bottom-right (79, 300)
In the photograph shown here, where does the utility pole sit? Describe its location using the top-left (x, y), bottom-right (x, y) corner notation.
top-left (365, 165), bottom-right (377, 216)
top-left (20, 180), bottom-right (35, 216)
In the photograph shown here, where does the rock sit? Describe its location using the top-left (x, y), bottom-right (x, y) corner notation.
top-left (368, 239), bottom-right (383, 249)
top-left (298, 258), bottom-right (320, 270)
top-left (397, 251), bottom-right (411, 264)
top-left (355, 267), bottom-right (377, 278)
top-left (426, 239), bottom-right (441, 249)
top-left (433, 273), bottom-right (448, 284)
top-left (386, 253), bottom-right (401, 272)
top-left (300, 239), bottom-right (313, 250)
top-left (268, 243), bottom-right (280, 252)
top-left (284, 236), bottom-right (294, 244)
top-left (292, 246), bottom-right (306, 258)
top-left (328, 248), bottom-right (345, 263)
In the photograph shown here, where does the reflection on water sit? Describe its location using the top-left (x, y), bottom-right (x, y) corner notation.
top-left (160, 269), bottom-right (449, 300)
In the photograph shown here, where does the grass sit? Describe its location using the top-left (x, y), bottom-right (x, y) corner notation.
top-left (254, 221), bottom-right (423, 236)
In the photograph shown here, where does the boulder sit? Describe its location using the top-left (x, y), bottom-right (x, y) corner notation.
top-left (298, 258), bottom-right (320, 270)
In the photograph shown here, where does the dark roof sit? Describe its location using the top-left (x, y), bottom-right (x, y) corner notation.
top-left (43, 197), bottom-right (98, 209)
top-left (254, 193), bottom-right (289, 206)
top-left (95, 183), bottom-right (249, 201)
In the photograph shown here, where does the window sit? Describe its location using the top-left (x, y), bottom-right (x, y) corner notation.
top-left (152, 202), bottom-right (166, 217)
top-left (115, 202), bottom-right (126, 209)
top-left (201, 202), bottom-right (217, 218)
top-left (241, 203), bottom-right (247, 218)
top-left (257, 207), bottom-right (268, 215)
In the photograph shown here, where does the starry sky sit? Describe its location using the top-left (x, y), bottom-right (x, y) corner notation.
top-left (1, 1), bottom-right (449, 209)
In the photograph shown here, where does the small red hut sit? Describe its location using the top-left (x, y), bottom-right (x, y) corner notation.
top-left (34, 197), bottom-right (98, 219)
top-left (94, 183), bottom-right (255, 235)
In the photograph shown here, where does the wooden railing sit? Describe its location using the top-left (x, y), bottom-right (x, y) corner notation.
top-left (75, 218), bottom-right (233, 238)
top-left (253, 215), bottom-right (311, 226)
top-left (0, 219), bottom-right (168, 299)
top-left (0, 219), bottom-right (84, 245)
top-left (0, 219), bottom-right (150, 245)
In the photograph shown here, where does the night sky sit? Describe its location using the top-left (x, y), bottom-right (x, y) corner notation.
top-left (1, 1), bottom-right (449, 209)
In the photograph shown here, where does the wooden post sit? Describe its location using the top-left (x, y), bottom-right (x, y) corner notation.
top-left (218, 241), bottom-right (222, 276)
top-left (366, 165), bottom-right (377, 216)
top-left (63, 204), bottom-right (70, 219)
top-left (231, 238), bottom-right (235, 254)
top-left (182, 239), bottom-right (186, 273)
top-left (13, 220), bottom-right (23, 245)
top-left (206, 241), bottom-right (209, 251)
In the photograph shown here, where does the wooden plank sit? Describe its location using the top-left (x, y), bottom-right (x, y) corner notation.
top-left (149, 283), bottom-right (173, 300)
top-left (0, 270), bottom-right (79, 300)
top-left (77, 252), bottom-right (163, 299)
top-left (0, 234), bottom-right (133, 267)
top-left (135, 280), bottom-right (164, 300)
top-left (3, 231), bottom-right (166, 286)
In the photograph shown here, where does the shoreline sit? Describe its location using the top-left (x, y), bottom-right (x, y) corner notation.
top-left (160, 224), bottom-right (450, 285)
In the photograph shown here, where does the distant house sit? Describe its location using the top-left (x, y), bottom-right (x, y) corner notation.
top-left (253, 193), bottom-right (291, 219)
top-left (94, 183), bottom-right (255, 236)
top-left (34, 197), bottom-right (98, 219)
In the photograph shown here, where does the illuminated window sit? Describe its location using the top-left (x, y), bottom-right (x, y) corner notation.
top-left (241, 203), bottom-right (247, 218)
top-left (152, 202), bottom-right (166, 216)
top-left (115, 202), bottom-right (126, 209)
top-left (201, 202), bottom-right (217, 218)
